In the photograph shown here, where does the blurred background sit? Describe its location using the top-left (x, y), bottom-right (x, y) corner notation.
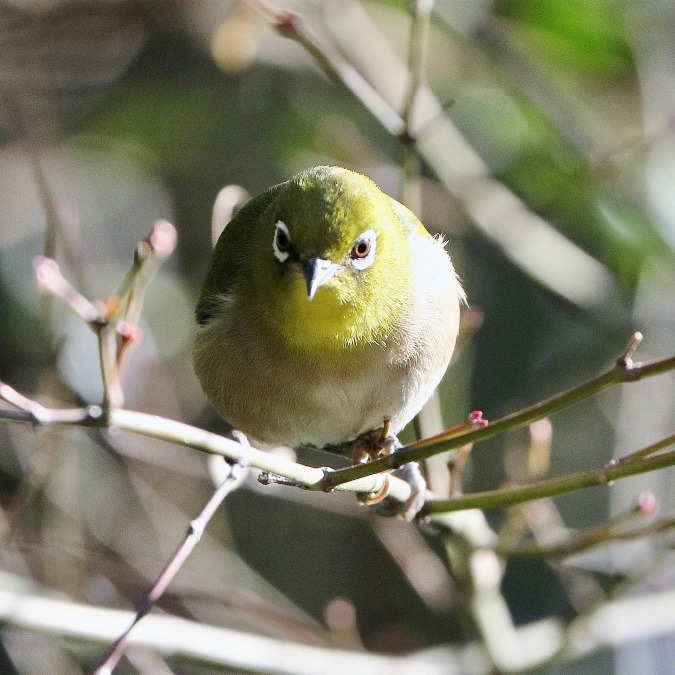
top-left (0, 0), bottom-right (674, 672)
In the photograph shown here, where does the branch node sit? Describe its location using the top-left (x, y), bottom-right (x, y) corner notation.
top-left (102, 296), bottom-right (121, 320)
top-left (320, 466), bottom-right (336, 492)
top-left (598, 471), bottom-right (614, 487)
top-left (398, 130), bottom-right (417, 148)
top-left (258, 471), bottom-right (307, 489)
top-left (188, 517), bottom-right (206, 541)
top-left (135, 240), bottom-right (152, 264)
top-left (616, 331), bottom-right (643, 372)
top-left (87, 404), bottom-right (104, 420)
top-left (276, 10), bottom-right (299, 37)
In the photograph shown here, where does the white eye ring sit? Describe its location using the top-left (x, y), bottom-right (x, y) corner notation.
top-left (350, 229), bottom-right (376, 271)
top-left (273, 220), bottom-right (291, 263)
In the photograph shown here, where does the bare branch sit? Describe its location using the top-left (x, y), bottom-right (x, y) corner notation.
top-left (33, 256), bottom-right (102, 325)
top-left (401, 0), bottom-right (434, 130)
top-left (0, 381), bottom-right (102, 425)
top-left (245, 1), bottom-right (405, 137)
top-left (322, 334), bottom-right (675, 488)
top-left (116, 220), bottom-right (178, 328)
top-left (495, 491), bottom-right (668, 559)
top-left (423, 434), bottom-right (675, 515)
top-left (112, 220), bottom-right (178, 385)
top-left (95, 462), bottom-right (248, 674)
top-left (1, 567), bottom-right (674, 674)
top-left (0, 391), bottom-right (412, 504)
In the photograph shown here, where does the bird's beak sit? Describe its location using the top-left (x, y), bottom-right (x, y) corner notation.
top-left (300, 256), bottom-right (342, 300)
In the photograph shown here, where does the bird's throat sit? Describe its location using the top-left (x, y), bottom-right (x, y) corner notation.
top-left (270, 274), bottom-right (385, 354)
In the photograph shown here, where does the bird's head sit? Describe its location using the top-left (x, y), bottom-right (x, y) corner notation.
top-left (252, 166), bottom-right (412, 352)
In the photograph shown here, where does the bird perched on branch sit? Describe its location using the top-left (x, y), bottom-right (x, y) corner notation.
top-left (194, 166), bottom-right (465, 518)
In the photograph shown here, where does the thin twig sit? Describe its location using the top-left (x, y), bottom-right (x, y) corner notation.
top-left (116, 220), bottom-right (178, 328)
top-left (33, 256), bottom-right (102, 325)
top-left (610, 429), bottom-right (675, 466)
top-left (97, 321), bottom-right (124, 410)
top-left (321, 334), bottom-right (675, 488)
top-left (401, 0), bottom-right (434, 131)
top-left (448, 444), bottom-right (473, 497)
top-left (32, 221), bottom-right (177, 411)
top-left (496, 494), bottom-right (673, 559)
top-left (245, 0), bottom-right (405, 137)
top-left (95, 462), bottom-right (249, 674)
top-left (113, 220), bottom-right (178, 376)
top-left (422, 433), bottom-right (675, 515)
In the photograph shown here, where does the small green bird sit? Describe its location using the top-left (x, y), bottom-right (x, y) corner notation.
top-left (194, 166), bottom-right (464, 466)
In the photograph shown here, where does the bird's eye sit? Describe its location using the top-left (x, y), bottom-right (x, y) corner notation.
top-left (350, 229), bottom-right (376, 271)
top-left (352, 239), bottom-right (370, 259)
top-left (273, 220), bottom-right (291, 262)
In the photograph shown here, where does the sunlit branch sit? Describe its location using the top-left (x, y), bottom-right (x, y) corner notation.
top-left (321, 334), bottom-right (675, 487)
top-left (495, 493), bottom-right (673, 559)
top-left (0, 390), bottom-right (412, 504)
top-left (423, 434), bottom-right (675, 515)
top-left (245, 0), bottom-right (405, 137)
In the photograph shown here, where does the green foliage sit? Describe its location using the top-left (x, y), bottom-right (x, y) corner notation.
top-left (498, 0), bottom-right (634, 76)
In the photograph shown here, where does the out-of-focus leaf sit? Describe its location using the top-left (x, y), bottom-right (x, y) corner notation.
top-left (504, 152), bottom-right (668, 286)
top-left (498, 0), bottom-right (634, 77)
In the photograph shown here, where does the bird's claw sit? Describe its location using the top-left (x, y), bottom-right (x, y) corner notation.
top-left (368, 461), bottom-right (427, 522)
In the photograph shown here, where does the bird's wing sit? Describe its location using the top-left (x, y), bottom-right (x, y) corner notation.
top-left (196, 183), bottom-right (283, 325)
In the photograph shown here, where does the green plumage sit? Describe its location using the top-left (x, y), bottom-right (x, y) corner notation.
top-left (194, 166), bottom-right (464, 448)
top-left (196, 184), bottom-right (283, 326)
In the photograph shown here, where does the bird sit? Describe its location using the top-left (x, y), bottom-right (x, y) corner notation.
top-left (194, 166), bottom-right (465, 513)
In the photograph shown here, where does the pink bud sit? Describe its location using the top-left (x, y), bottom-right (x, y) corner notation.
top-left (637, 491), bottom-right (658, 516)
top-left (468, 410), bottom-right (488, 428)
top-left (33, 256), bottom-right (61, 291)
top-left (118, 321), bottom-right (143, 344)
top-left (276, 12), bottom-right (299, 36)
top-left (149, 220), bottom-right (178, 257)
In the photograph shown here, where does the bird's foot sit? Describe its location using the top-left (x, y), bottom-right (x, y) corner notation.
top-left (352, 419), bottom-right (427, 522)
top-left (368, 461), bottom-right (427, 522)
top-left (349, 417), bottom-right (397, 464)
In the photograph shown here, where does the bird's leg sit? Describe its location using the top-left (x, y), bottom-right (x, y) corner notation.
top-left (353, 418), bottom-right (427, 521)
top-left (386, 462), bottom-right (427, 521)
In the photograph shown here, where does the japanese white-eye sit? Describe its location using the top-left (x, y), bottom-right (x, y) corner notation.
top-left (194, 166), bottom-right (465, 455)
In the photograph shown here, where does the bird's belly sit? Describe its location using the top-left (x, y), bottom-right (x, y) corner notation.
top-left (301, 375), bottom-right (404, 446)
top-left (216, 343), bottom-right (446, 448)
